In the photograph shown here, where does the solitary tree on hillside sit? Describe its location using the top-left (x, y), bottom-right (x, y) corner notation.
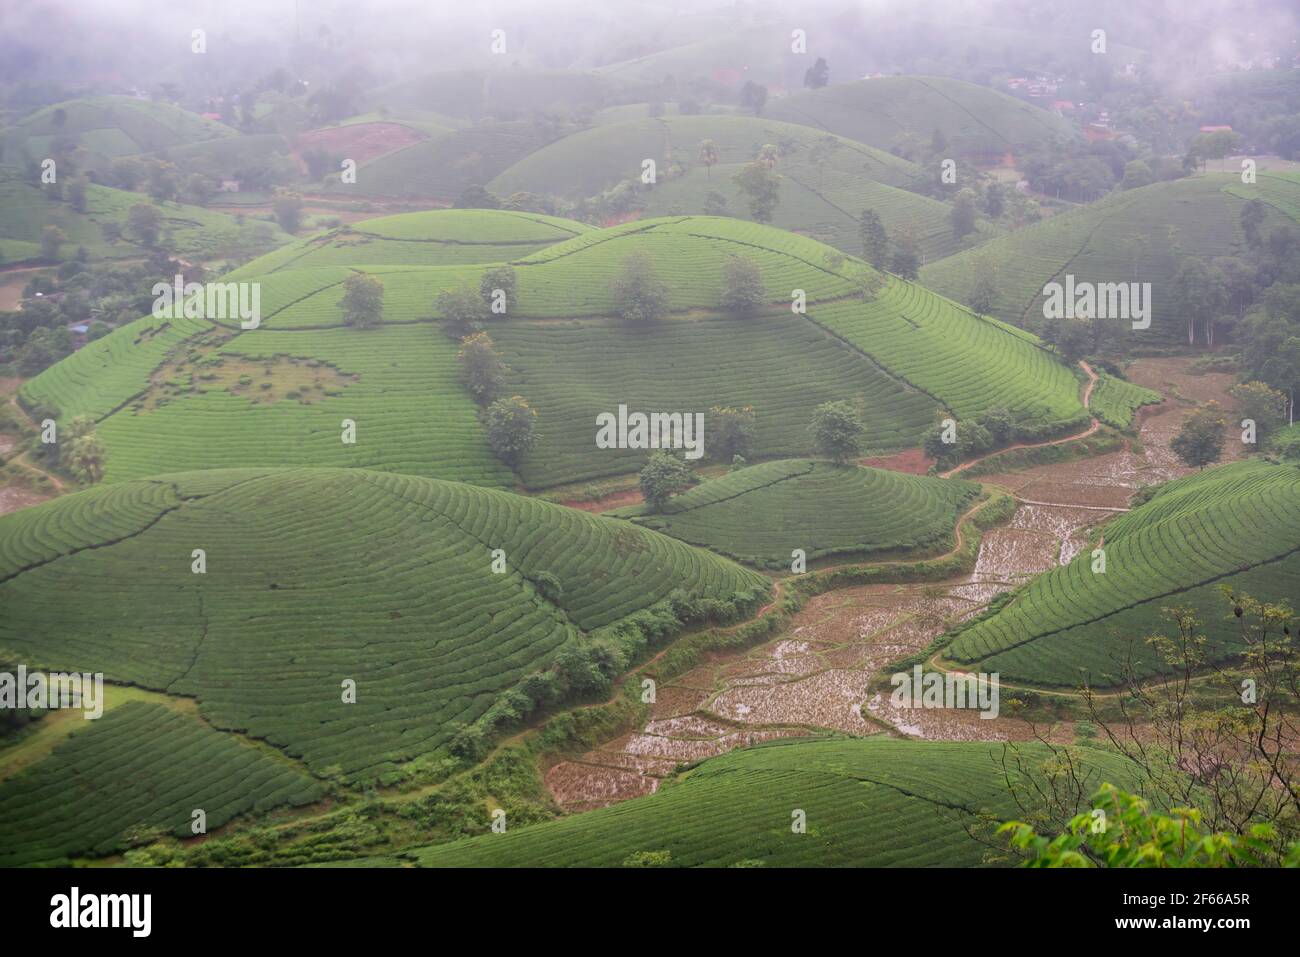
top-left (720, 255), bottom-right (765, 314)
top-left (950, 188), bottom-right (978, 239)
top-left (127, 203), bottom-right (162, 246)
top-left (479, 265), bottom-right (518, 316)
top-left (611, 251), bottom-right (670, 323)
top-left (859, 209), bottom-right (889, 268)
top-left (1241, 199), bottom-right (1267, 249)
top-left (455, 184), bottom-right (500, 209)
top-left (968, 256), bottom-right (1000, 314)
top-left (457, 331), bottom-right (506, 404)
top-left (639, 450), bottom-right (693, 512)
top-left (697, 139), bottom-right (719, 179)
top-left (40, 225), bottom-right (66, 260)
top-left (809, 401), bottom-right (865, 464)
top-left (483, 395), bottom-right (538, 468)
top-left (340, 273), bottom-right (384, 328)
top-left (1229, 381), bottom-right (1288, 446)
top-left (733, 161), bottom-right (781, 224)
top-left (272, 190), bottom-right (305, 232)
top-left (739, 81), bottom-right (768, 116)
top-left (803, 57), bottom-right (830, 89)
top-left (709, 405), bottom-right (756, 462)
top-left (1171, 401), bottom-right (1228, 469)
top-left (437, 285), bottom-right (488, 337)
top-left (891, 225), bottom-right (921, 280)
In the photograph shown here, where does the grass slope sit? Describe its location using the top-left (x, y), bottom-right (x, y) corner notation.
top-left (0, 96), bottom-right (234, 170)
top-left (0, 702), bottom-right (323, 866)
top-left (617, 459), bottom-right (979, 568)
top-left (920, 175), bottom-right (1300, 347)
top-left (946, 460), bottom-right (1300, 686)
top-left (0, 174), bottom-right (290, 263)
top-left (0, 468), bottom-right (766, 782)
top-left (22, 214), bottom-right (1082, 487)
top-left (401, 737), bottom-right (1136, 867)
top-left (767, 76), bottom-right (1076, 159)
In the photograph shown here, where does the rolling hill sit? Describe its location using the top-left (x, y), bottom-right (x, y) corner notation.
top-left (943, 460), bottom-right (1300, 686)
top-left (0, 95), bottom-right (234, 172)
top-left (0, 172), bottom-right (290, 263)
top-left (393, 737), bottom-right (1137, 867)
top-left (766, 76), bottom-right (1078, 160)
top-left (0, 468), bottom-right (767, 789)
top-left (920, 174), bottom-right (1300, 347)
top-left (613, 459), bottom-right (980, 568)
top-left (487, 114), bottom-right (974, 260)
top-left (20, 213), bottom-right (1085, 488)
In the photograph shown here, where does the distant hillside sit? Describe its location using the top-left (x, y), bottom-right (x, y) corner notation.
top-left (0, 173), bottom-right (289, 263)
top-left (767, 76), bottom-right (1078, 160)
top-left (0, 95), bottom-right (234, 171)
top-left (920, 174), bottom-right (1300, 347)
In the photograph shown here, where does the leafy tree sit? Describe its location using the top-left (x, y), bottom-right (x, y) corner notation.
top-left (483, 395), bottom-right (539, 468)
top-left (127, 203), bottom-right (163, 246)
top-left (983, 182), bottom-right (1005, 218)
top-left (809, 401), bottom-right (864, 464)
top-left (891, 225), bottom-right (921, 279)
top-left (859, 209), bottom-right (888, 268)
top-left (1171, 401), bottom-right (1227, 468)
top-left (479, 265), bottom-right (518, 316)
top-left (611, 251), bottom-right (670, 323)
top-left (950, 188), bottom-right (978, 239)
top-left (756, 143), bottom-right (779, 170)
top-left (1040, 316), bottom-right (1090, 365)
top-left (639, 450), bottom-right (693, 511)
top-left (1170, 258), bottom-right (1227, 346)
top-left (739, 81), bottom-right (768, 116)
top-left (436, 286), bottom-right (488, 337)
top-left (697, 139), bottom-right (719, 178)
top-left (455, 184), bottom-right (500, 209)
top-left (803, 57), bottom-right (829, 89)
top-left (702, 191), bottom-right (728, 216)
top-left (709, 405), bottom-right (756, 462)
top-left (272, 191), bottom-right (304, 232)
top-left (1241, 198), bottom-right (1267, 249)
top-left (1120, 159), bottom-right (1153, 190)
top-left (968, 256), bottom-right (999, 314)
top-left (1002, 785), bottom-right (1300, 868)
top-left (40, 225), bottom-right (66, 260)
top-left (457, 331), bottom-right (506, 404)
top-left (66, 175), bottom-right (88, 212)
top-left (339, 273), bottom-right (384, 329)
top-left (1238, 285), bottom-right (1300, 423)
top-left (732, 161), bottom-right (780, 224)
top-left (720, 256), bottom-right (765, 314)
top-left (184, 173), bottom-right (217, 206)
top-left (146, 161), bottom-right (179, 203)
top-left (1229, 380), bottom-right (1288, 446)
top-left (63, 427), bottom-right (107, 484)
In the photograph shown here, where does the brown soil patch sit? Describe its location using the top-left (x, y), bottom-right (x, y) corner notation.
top-left (136, 331), bottom-right (353, 413)
top-left (0, 485), bottom-right (49, 515)
top-left (859, 447), bottom-right (934, 474)
top-left (560, 487), bottom-right (644, 512)
top-left (291, 122), bottom-right (427, 172)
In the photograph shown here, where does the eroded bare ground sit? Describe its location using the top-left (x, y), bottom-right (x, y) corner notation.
top-left (546, 358), bottom-right (1241, 810)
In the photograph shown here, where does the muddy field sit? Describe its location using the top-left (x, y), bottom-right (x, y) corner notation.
top-left (544, 358), bottom-right (1240, 810)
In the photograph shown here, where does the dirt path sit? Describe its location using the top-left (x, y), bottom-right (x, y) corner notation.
top-left (939, 360), bottom-right (1100, 479)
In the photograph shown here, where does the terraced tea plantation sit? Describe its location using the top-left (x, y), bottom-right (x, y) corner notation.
top-left (945, 460), bottom-right (1300, 686)
top-left (22, 212), bottom-right (1081, 488)
top-left (0, 702), bottom-right (323, 867)
top-left (402, 737), bottom-right (1137, 867)
top-left (616, 459), bottom-right (979, 568)
top-left (0, 469), bottom-right (766, 783)
top-left (1088, 373), bottom-right (1162, 429)
top-left (767, 76), bottom-right (1076, 159)
top-left (920, 175), bottom-right (1300, 346)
